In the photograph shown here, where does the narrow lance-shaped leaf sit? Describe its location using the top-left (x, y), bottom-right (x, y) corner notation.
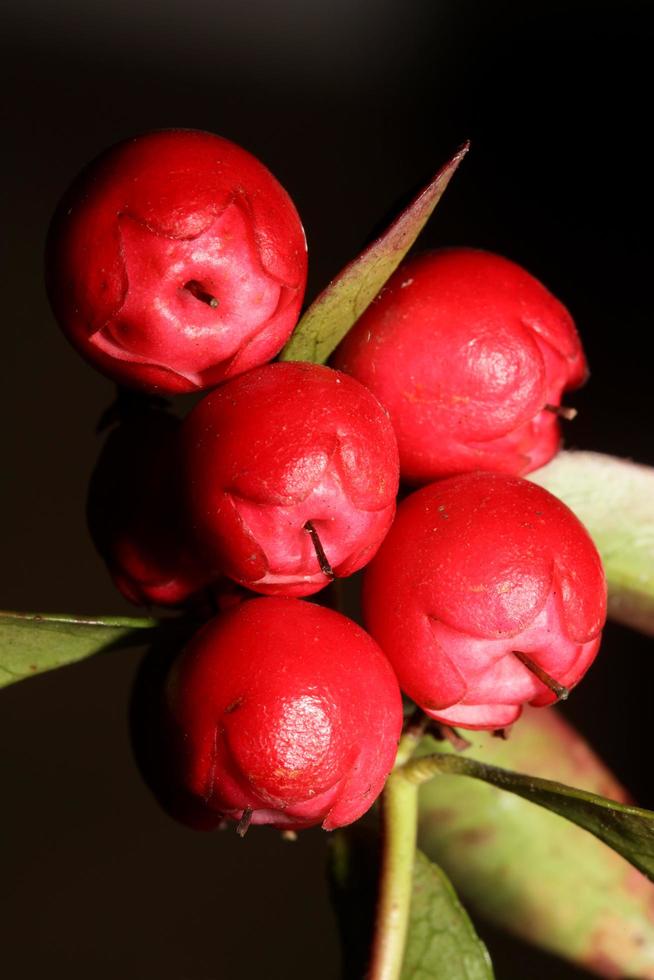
top-left (402, 849), bottom-right (494, 980)
top-left (530, 451), bottom-right (654, 635)
top-left (418, 708), bottom-right (654, 979)
top-left (0, 610), bottom-right (160, 689)
top-left (280, 143), bottom-right (469, 365)
top-left (409, 750), bottom-right (654, 882)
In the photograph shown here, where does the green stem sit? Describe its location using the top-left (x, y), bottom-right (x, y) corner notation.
top-left (395, 721), bottom-right (427, 769)
top-left (367, 771), bottom-right (419, 980)
top-left (402, 751), bottom-right (466, 786)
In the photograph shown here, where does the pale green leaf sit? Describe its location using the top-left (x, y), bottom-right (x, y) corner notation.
top-left (418, 709), bottom-right (654, 977)
top-left (402, 850), bottom-right (494, 980)
top-left (530, 451), bottom-right (654, 634)
top-left (414, 751), bottom-right (654, 882)
top-left (0, 610), bottom-right (159, 688)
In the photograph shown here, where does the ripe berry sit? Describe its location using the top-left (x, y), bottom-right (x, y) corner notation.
top-left (362, 472), bottom-right (607, 730)
top-left (331, 248), bottom-right (587, 484)
top-left (87, 408), bottom-right (208, 606)
top-left (179, 361), bottom-right (400, 596)
top-left (46, 129), bottom-right (308, 393)
top-left (164, 597), bottom-right (403, 831)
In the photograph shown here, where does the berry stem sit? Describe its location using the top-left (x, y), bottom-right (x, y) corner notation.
top-left (395, 707), bottom-right (429, 768)
top-left (304, 521), bottom-right (335, 579)
top-left (367, 770), bottom-right (419, 980)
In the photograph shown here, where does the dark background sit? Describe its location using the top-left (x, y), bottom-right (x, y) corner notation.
top-left (2, 1), bottom-right (652, 977)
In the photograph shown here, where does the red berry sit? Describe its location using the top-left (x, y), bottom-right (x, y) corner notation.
top-left (331, 248), bottom-right (587, 484)
top-left (362, 472), bottom-right (607, 730)
top-left (164, 597), bottom-right (403, 831)
top-left (179, 361), bottom-right (400, 596)
top-left (46, 129), bottom-right (308, 393)
top-left (87, 408), bottom-right (208, 606)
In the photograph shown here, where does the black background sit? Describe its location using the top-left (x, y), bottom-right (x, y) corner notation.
top-left (2, 1), bottom-right (652, 977)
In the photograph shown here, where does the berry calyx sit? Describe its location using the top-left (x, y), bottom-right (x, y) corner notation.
top-left (362, 472), bottom-right (607, 730)
top-left (331, 248), bottom-right (587, 483)
top-left (46, 129), bottom-right (308, 393)
top-left (179, 361), bottom-right (400, 596)
top-left (164, 597), bottom-right (403, 830)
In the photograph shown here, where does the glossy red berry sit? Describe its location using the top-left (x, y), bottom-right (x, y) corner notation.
top-left (46, 129), bottom-right (307, 393)
top-left (87, 408), bottom-right (208, 606)
top-left (362, 472), bottom-right (607, 730)
top-left (179, 361), bottom-right (400, 596)
top-left (164, 597), bottom-right (403, 831)
top-left (331, 248), bottom-right (587, 484)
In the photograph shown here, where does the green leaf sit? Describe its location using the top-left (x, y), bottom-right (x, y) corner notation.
top-left (0, 610), bottom-right (159, 688)
top-left (329, 828), bottom-right (493, 980)
top-left (402, 849), bottom-right (493, 980)
top-left (529, 451), bottom-right (654, 635)
top-left (280, 143), bottom-right (469, 365)
top-left (418, 709), bottom-right (654, 977)
top-left (412, 751), bottom-right (654, 882)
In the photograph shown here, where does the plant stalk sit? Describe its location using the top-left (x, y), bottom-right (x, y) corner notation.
top-left (367, 770), bottom-right (419, 980)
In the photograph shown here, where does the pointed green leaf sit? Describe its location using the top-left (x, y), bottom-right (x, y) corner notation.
top-left (418, 709), bottom-right (654, 977)
top-left (402, 849), bottom-right (493, 980)
top-left (413, 751), bottom-right (654, 882)
top-left (280, 143), bottom-right (469, 364)
top-left (0, 610), bottom-right (159, 688)
top-left (530, 451), bottom-right (654, 635)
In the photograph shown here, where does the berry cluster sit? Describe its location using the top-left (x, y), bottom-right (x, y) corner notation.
top-left (48, 129), bottom-right (607, 833)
